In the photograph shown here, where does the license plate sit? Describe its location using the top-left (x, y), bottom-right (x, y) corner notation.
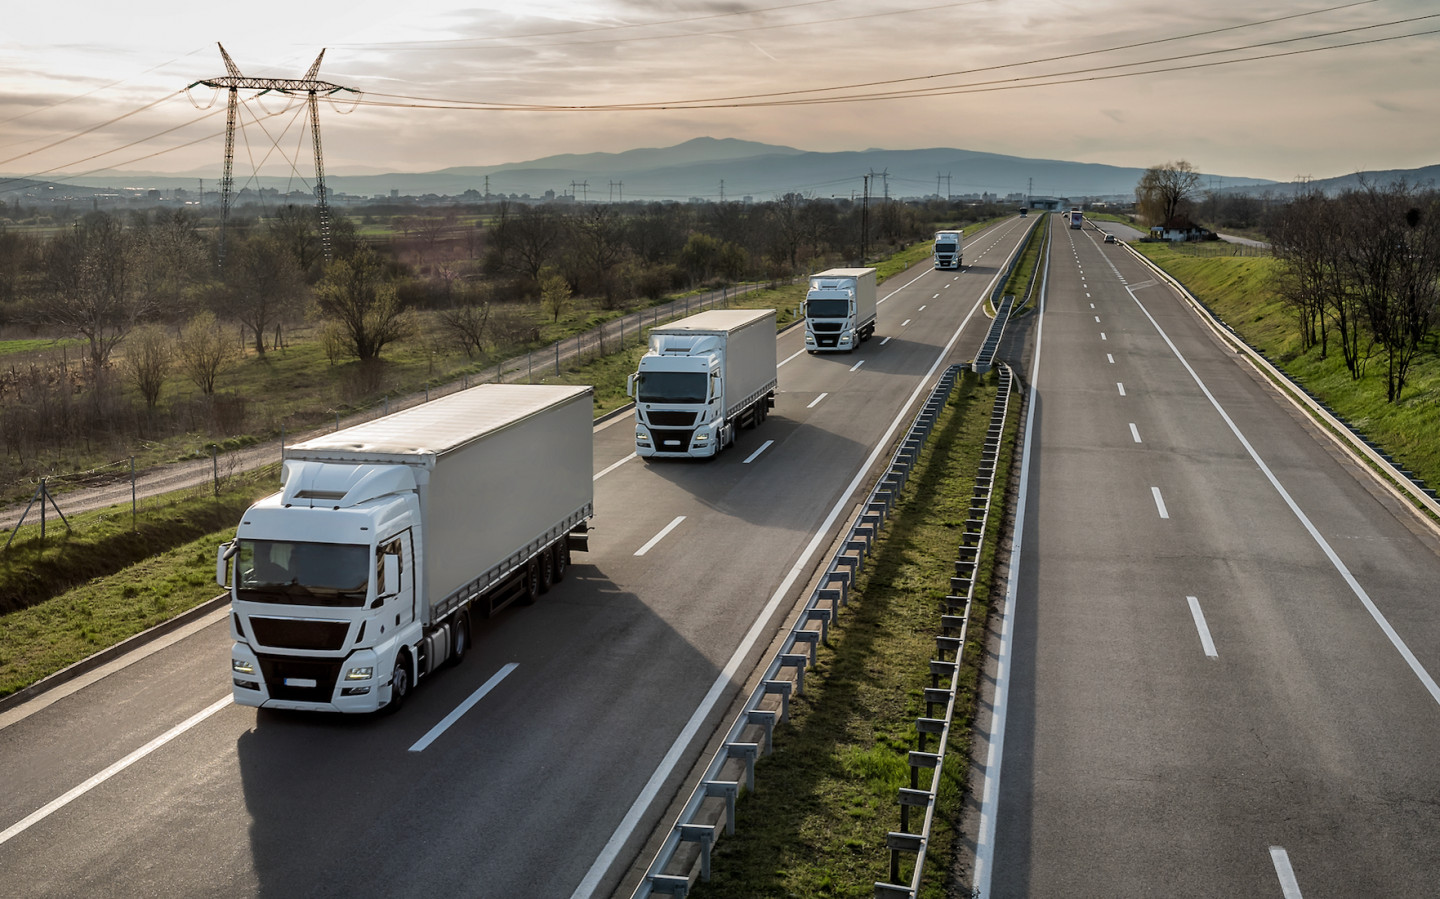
top-left (284, 677), bottom-right (317, 688)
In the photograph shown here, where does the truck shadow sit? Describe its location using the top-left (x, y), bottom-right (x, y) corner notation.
top-left (235, 566), bottom-right (729, 897)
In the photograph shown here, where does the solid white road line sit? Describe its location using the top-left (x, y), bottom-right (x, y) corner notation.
top-left (1152, 486), bottom-right (1170, 519)
top-left (409, 663), bottom-right (518, 752)
top-left (742, 440), bottom-right (774, 464)
top-left (1128, 283), bottom-right (1440, 709)
top-left (1187, 596), bottom-right (1219, 658)
top-left (849, 359), bottom-right (865, 372)
top-left (1270, 847), bottom-right (1305, 899)
top-left (0, 694), bottom-right (233, 847)
top-left (807, 393), bottom-right (828, 409)
top-left (973, 221), bottom-right (1051, 896)
top-left (634, 516), bottom-right (685, 556)
top-left (580, 229), bottom-right (1021, 899)
top-left (594, 453), bottom-right (636, 481)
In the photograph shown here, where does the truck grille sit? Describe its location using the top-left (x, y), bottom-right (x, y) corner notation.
top-left (258, 655), bottom-right (342, 702)
top-left (650, 428), bottom-right (694, 451)
top-left (646, 410), bottom-right (697, 427)
top-left (811, 322), bottom-right (843, 333)
top-left (250, 617), bottom-right (350, 651)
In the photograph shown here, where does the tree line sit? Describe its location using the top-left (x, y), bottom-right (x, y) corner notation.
top-left (0, 192), bottom-right (999, 471)
top-left (1268, 181), bottom-right (1440, 403)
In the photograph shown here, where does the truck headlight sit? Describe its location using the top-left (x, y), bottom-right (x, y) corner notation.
top-left (345, 666), bottom-right (374, 681)
top-left (694, 431), bottom-right (709, 442)
top-left (635, 428), bottom-right (651, 443)
top-left (232, 659), bottom-right (255, 675)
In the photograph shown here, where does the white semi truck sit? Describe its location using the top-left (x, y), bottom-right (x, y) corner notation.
top-left (218, 384), bottom-right (594, 713)
top-left (1069, 208), bottom-right (1084, 229)
top-left (933, 231), bottom-right (963, 270)
top-left (628, 308), bottom-right (777, 459)
top-left (803, 267), bottom-right (877, 353)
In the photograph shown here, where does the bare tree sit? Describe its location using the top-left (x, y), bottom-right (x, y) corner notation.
top-left (39, 212), bottom-right (145, 370)
top-left (224, 235), bottom-right (307, 355)
top-left (314, 246), bottom-right (413, 362)
top-left (1136, 161), bottom-right (1202, 225)
top-left (123, 323), bottom-right (171, 409)
top-left (132, 208), bottom-right (208, 317)
top-left (176, 311), bottom-right (236, 395)
top-left (490, 201), bottom-right (564, 284)
top-left (438, 282), bottom-right (493, 358)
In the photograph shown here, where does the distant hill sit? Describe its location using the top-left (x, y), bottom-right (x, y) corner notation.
top-left (1301, 165), bottom-right (1440, 195)
top-left (13, 135), bottom-right (1394, 203)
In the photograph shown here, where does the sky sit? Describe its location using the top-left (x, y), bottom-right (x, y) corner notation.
top-left (3, 0), bottom-right (1438, 194)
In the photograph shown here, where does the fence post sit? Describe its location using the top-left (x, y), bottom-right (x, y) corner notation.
top-left (212, 445), bottom-right (219, 497)
top-left (131, 457), bottom-right (136, 530)
top-left (556, 342), bottom-right (561, 375)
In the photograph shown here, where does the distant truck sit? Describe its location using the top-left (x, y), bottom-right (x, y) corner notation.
top-left (219, 384), bottom-right (594, 713)
top-left (932, 231), bottom-right (963, 270)
top-left (1019, 207), bottom-right (1028, 218)
top-left (1069, 209), bottom-right (1084, 229)
top-left (629, 308), bottom-right (778, 459)
top-left (804, 267), bottom-right (878, 352)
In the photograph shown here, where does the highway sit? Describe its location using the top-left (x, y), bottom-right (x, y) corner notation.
top-left (0, 216), bottom-right (1033, 899)
top-left (974, 217), bottom-right (1440, 897)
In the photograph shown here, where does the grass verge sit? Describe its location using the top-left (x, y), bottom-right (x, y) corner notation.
top-left (693, 368), bottom-right (1017, 898)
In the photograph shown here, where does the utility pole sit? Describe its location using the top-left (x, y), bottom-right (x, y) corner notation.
top-left (484, 174), bottom-right (490, 199)
top-left (861, 174), bottom-right (870, 265)
top-left (719, 179), bottom-right (725, 203)
top-left (192, 44), bottom-right (358, 269)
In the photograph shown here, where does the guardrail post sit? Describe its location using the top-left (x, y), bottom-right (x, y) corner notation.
top-left (704, 780), bottom-right (739, 835)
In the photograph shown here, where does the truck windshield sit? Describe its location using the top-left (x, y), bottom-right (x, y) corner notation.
top-left (936, 241), bottom-right (957, 251)
top-left (806, 299), bottom-right (850, 318)
top-left (236, 539), bottom-right (370, 607)
top-left (637, 371), bottom-right (707, 404)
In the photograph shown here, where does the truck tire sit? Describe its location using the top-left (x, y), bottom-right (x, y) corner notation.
top-left (553, 541), bottom-right (569, 582)
top-left (538, 546), bottom-right (554, 594)
top-left (520, 556), bottom-right (542, 605)
top-left (386, 653), bottom-right (411, 713)
top-left (447, 612), bottom-right (469, 668)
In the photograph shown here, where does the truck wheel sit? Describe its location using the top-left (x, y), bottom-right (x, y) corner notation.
top-left (520, 556), bottom-right (541, 605)
top-left (386, 654), bottom-right (410, 713)
top-left (447, 612), bottom-right (469, 668)
top-left (553, 541), bottom-right (569, 582)
top-left (538, 546), bottom-right (554, 594)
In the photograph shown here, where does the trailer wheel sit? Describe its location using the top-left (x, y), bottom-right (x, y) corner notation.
top-left (386, 653), bottom-right (411, 713)
top-left (519, 556), bottom-right (539, 605)
top-left (553, 541), bottom-right (569, 582)
top-left (447, 612), bottom-right (469, 668)
top-left (538, 546), bottom-right (554, 594)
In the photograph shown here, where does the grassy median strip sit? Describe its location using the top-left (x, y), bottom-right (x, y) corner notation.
top-left (694, 368), bottom-right (1015, 898)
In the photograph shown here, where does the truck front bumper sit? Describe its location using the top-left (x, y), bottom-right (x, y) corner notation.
top-left (635, 422), bottom-right (720, 458)
top-left (231, 642), bottom-right (385, 713)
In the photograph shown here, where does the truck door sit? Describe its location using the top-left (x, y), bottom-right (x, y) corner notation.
top-left (379, 533), bottom-right (416, 628)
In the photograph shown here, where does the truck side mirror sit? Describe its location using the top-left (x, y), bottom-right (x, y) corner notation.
top-left (626, 374), bottom-right (636, 397)
top-left (216, 542), bottom-right (234, 588)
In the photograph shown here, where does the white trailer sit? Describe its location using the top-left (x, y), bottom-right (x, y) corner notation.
top-left (219, 384), bottom-right (594, 713)
top-left (933, 231), bottom-right (963, 270)
top-left (628, 308), bottom-right (778, 459)
top-left (803, 267), bottom-right (877, 353)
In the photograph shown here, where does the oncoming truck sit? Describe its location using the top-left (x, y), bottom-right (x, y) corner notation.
top-left (219, 384), bottom-right (594, 713)
top-left (628, 308), bottom-right (777, 459)
top-left (933, 231), bottom-right (962, 270)
top-left (1069, 208), bottom-right (1084, 229)
top-left (803, 267), bottom-right (877, 352)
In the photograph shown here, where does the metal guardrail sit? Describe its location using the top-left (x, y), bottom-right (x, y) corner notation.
top-left (633, 362), bottom-right (974, 897)
top-left (974, 295), bottom-right (1014, 374)
top-left (873, 360), bottom-right (1015, 898)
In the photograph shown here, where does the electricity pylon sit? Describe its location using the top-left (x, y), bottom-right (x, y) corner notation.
top-left (191, 44), bottom-right (358, 268)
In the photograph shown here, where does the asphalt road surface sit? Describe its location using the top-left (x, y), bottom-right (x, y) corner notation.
top-left (0, 217), bottom-right (1034, 899)
top-left (971, 215), bottom-right (1440, 898)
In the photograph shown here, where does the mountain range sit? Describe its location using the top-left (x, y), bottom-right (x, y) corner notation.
top-left (9, 137), bottom-right (1435, 204)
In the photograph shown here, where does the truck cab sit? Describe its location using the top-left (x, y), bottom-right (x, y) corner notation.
top-left (223, 462), bottom-right (425, 713)
top-left (933, 231), bottom-right (962, 270)
top-left (631, 336), bottom-right (726, 458)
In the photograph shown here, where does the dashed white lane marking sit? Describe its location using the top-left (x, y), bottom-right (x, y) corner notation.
top-left (742, 440), bottom-right (774, 464)
top-left (595, 453), bottom-right (636, 481)
top-left (807, 393), bottom-right (828, 409)
top-left (410, 663), bottom-right (518, 752)
top-left (1271, 847), bottom-right (1304, 899)
top-left (880, 336), bottom-right (894, 345)
top-left (1107, 354), bottom-right (1115, 364)
top-left (1117, 382), bottom-right (1125, 395)
top-left (635, 516), bottom-right (685, 556)
top-left (849, 359), bottom-right (865, 372)
top-left (1186, 597), bottom-right (1219, 658)
top-left (901, 319), bottom-right (912, 327)
top-left (1129, 422), bottom-right (1141, 443)
top-left (1152, 486), bottom-right (1170, 519)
